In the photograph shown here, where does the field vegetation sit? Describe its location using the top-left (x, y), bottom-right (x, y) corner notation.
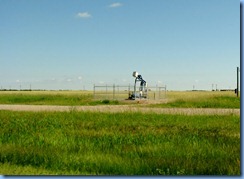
top-left (0, 110), bottom-right (240, 175)
top-left (0, 91), bottom-right (119, 106)
top-left (150, 91), bottom-right (240, 108)
top-left (0, 90), bottom-right (240, 175)
top-left (0, 91), bottom-right (240, 108)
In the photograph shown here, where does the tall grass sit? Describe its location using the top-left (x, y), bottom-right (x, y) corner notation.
top-left (0, 110), bottom-right (240, 175)
top-left (152, 95), bottom-right (240, 108)
top-left (0, 91), bottom-right (91, 105)
top-left (152, 91), bottom-right (240, 108)
top-left (0, 91), bottom-right (240, 108)
top-left (0, 91), bottom-right (120, 106)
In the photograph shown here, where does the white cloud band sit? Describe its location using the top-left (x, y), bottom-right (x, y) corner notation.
top-left (109, 2), bottom-right (123, 8)
top-left (76, 12), bottom-right (92, 18)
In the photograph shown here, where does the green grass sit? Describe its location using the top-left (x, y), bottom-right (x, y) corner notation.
top-left (0, 91), bottom-right (240, 108)
top-left (152, 95), bottom-right (240, 108)
top-left (0, 91), bottom-right (121, 106)
top-left (0, 110), bottom-right (240, 175)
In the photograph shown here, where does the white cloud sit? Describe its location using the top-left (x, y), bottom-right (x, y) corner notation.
top-left (16, 80), bottom-right (21, 83)
top-left (109, 2), bottom-right (123, 8)
top-left (76, 12), bottom-right (92, 18)
top-left (78, 76), bottom-right (82, 80)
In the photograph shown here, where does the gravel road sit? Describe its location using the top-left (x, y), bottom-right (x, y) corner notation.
top-left (0, 104), bottom-right (240, 115)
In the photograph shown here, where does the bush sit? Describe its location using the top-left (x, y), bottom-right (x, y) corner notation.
top-left (102, 99), bottom-right (110, 104)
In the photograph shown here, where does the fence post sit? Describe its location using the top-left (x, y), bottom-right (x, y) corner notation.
top-left (113, 84), bottom-right (115, 100)
top-left (158, 87), bottom-right (160, 100)
top-left (165, 85), bottom-right (167, 99)
top-left (128, 84), bottom-right (130, 99)
top-left (93, 84), bottom-right (95, 99)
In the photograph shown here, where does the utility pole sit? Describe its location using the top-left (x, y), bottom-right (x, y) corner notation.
top-left (237, 67), bottom-right (239, 97)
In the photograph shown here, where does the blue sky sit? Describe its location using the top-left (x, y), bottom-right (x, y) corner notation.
top-left (0, 0), bottom-right (240, 90)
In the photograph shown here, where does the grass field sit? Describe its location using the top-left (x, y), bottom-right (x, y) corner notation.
top-left (0, 110), bottom-right (240, 175)
top-left (0, 90), bottom-right (240, 175)
top-left (0, 90), bottom-right (240, 108)
top-left (150, 91), bottom-right (240, 108)
top-left (0, 91), bottom-right (94, 105)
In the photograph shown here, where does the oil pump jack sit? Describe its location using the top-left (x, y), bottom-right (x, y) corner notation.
top-left (129, 71), bottom-right (147, 100)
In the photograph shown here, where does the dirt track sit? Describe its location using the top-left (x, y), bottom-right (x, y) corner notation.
top-left (0, 104), bottom-right (240, 115)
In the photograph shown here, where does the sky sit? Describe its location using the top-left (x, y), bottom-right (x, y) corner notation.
top-left (0, 0), bottom-right (240, 91)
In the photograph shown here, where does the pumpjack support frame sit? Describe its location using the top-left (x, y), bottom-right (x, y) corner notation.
top-left (129, 71), bottom-right (147, 100)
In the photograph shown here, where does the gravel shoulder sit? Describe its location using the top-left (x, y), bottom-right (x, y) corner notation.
top-left (0, 104), bottom-right (240, 115)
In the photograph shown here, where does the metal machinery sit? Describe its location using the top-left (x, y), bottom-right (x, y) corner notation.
top-left (129, 71), bottom-right (148, 100)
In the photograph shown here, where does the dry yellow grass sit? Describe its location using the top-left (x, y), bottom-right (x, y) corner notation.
top-left (166, 91), bottom-right (237, 102)
top-left (0, 90), bottom-right (93, 96)
top-left (0, 104), bottom-right (239, 115)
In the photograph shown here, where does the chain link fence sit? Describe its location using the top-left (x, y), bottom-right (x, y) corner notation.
top-left (93, 84), bottom-right (166, 100)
